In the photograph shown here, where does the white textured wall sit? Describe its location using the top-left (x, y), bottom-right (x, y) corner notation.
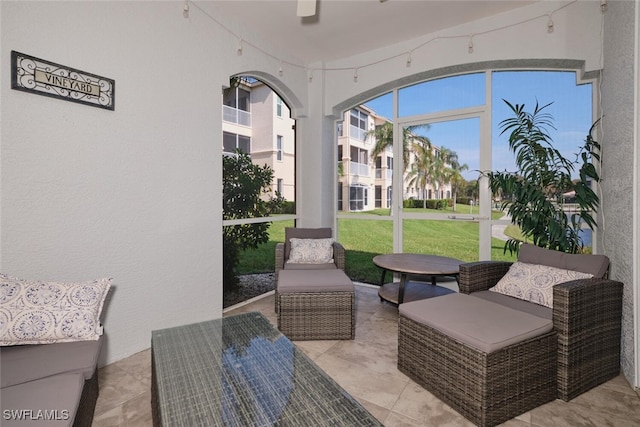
top-left (601, 0), bottom-right (638, 387)
top-left (0, 1), bottom-right (307, 365)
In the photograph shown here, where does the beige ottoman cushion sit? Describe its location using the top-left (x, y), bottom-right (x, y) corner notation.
top-left (400, 293), bottom-right (553, 353)
top-left (278, 269), bottom-right (353, 293)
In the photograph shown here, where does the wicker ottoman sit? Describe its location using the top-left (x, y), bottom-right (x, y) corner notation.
top-left (398, 294), bottom-right (557, 427)
top-left (277, 269), bottom-right (355, 340)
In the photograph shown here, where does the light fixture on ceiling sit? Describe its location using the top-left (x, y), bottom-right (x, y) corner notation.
top-left (297, 0), bottom-right (317, 18)
top-left (183, 0), bottom-right (189, 18)
top-left (600, 0), bottom-right (608, 14)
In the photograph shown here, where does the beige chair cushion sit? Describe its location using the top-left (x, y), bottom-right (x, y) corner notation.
top-left (0, 336), bottom-right (102, 388)
top-left (518, 243), bottom-right (609, 278)
top-left (470, 290), bottom-right (553, 320)
top-left (284, 263), bottom-right (337, 271)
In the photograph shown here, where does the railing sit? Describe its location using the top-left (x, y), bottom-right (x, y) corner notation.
top-left (349, 125), bottom-right (367, 141)
top-left (350, 161), bottom-right (369, 176)
top-left (223, 105), bottom-right (251, 126)
top-left (375, 169), bottom-right (393, 180)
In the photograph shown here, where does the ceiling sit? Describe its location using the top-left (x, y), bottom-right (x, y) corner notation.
top-left (207, 0), bottom-right (538, 64)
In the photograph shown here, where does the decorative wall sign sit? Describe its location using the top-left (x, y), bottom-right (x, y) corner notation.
top-left (11, 51), bottom-right (115, 110)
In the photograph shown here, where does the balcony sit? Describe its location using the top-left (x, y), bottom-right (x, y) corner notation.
top-left (350, 161), bottom-right (369, 177)
top-left (376, 168), bottom-right (393, 180)
top-left (223, 105), bottom-right (252, 126)
top-left (349, 124), bottom-right (367, 141)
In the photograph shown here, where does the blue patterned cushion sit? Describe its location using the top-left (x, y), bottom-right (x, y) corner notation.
top-left (286, 238), bottom-right (334, 264)
top-left (0, 274), bottom-right (111, 346)
top-left (489, 262), bottom-right (592, 308)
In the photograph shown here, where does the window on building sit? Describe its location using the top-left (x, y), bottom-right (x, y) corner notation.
top-left (223, 83), bottom-right (252, 126)
top-left (349, 185), bottom-right (368, 211)
top-left (276, 96), bottom-right (283, 117)
top-left (277, 178), bottom-right (283, 195)
top-left (277, 135), bottom-right (283, 161)
top-left (224, 86), bottom-right (250, 111)
top-left (350, 109), bottom-right (368, 141)
top-left (350, 146), bottom-right (368, 164)
top-left (223, 131), bottom-right (250, 154)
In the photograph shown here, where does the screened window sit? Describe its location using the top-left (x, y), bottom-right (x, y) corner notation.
top-left (224, 87), bottom-right (250, 112)
top-left (350, 109), bottom-right (368, 141)
top-left (223, 131), bottom-right (250, 154)
top-left (338, 69), bottom-right (595, 269)
top-left (349, 186), bottom-right (367, 211)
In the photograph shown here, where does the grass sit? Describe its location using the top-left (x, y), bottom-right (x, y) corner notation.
top-left (236, 209), bottom-right (518, 285)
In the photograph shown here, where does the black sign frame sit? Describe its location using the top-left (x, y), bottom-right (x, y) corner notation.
top-left (11, 51), bottom-right (115, 111)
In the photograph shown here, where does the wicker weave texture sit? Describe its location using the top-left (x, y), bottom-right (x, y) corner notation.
top-left (398, 315), bottom-right (557, 427)
top-left (277, 291), bottom-right (354, 340)
top-left (459, 261), bottom-right (624, 402)
top-left (274, 241), bottom-right (346, 313)
top-left (553, 278), bottom-right (624, 400)
top-left (458, 261), bottom-right (512, 294)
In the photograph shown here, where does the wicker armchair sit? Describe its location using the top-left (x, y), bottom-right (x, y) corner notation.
top-left (458, 255), bottom-right (623, 401)
top-left (274, 227), bottom-right (345, 283)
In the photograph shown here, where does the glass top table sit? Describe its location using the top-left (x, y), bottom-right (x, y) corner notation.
top-left (151, 312), bottom-right (382, 426)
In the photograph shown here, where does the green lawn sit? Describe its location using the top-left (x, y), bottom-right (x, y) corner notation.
top-left (237, 209), bottom-right (517, 285)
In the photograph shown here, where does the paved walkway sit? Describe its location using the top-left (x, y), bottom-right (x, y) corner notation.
top-left (492, 213), bottom-right (511, 241)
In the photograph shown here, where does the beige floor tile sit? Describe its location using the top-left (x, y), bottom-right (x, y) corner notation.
top-left (122, 390), bottom-right (153, 427)
top-left (313, 350), bottom-right (410, 409)
top-left (91, 404), bottom-right (124, 427)
top-left (95, 363), bottom-right (150, 415)
top-left (390, 382), bottom-right (475, 427)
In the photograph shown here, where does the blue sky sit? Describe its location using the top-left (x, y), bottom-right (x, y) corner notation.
top-left (364, 71), bottom-right (593, 181)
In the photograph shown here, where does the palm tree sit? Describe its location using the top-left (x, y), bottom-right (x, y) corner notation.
top-left (406, 140), bottom-right (435, 208)
top-left (366, 121), bottom-right (431, 212)
top-left (367, 122), bottom-right (431, 172)
top-left (439, 148), bottom-right (469, 211)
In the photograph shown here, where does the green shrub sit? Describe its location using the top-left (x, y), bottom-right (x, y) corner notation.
top-left (223, 151), bottom-right (283, 291)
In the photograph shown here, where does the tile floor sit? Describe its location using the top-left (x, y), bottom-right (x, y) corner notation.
top-left (92, 284), bottom-right (640, 426)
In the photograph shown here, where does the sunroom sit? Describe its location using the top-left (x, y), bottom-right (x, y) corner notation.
top-left (1, 1), bottom-right (638, 425)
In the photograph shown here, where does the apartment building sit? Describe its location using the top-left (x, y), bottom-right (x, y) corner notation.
top-left (338, 106), bottom-right (452, 212)
top-left (222, 79), bottom-right (296, 201)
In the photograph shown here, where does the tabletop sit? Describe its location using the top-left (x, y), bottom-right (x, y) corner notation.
top-left (373, 253), bottom-right (463, 276)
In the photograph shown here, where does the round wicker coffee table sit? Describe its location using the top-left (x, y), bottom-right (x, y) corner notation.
top-left (373, 253), bottom-right (463, 305)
